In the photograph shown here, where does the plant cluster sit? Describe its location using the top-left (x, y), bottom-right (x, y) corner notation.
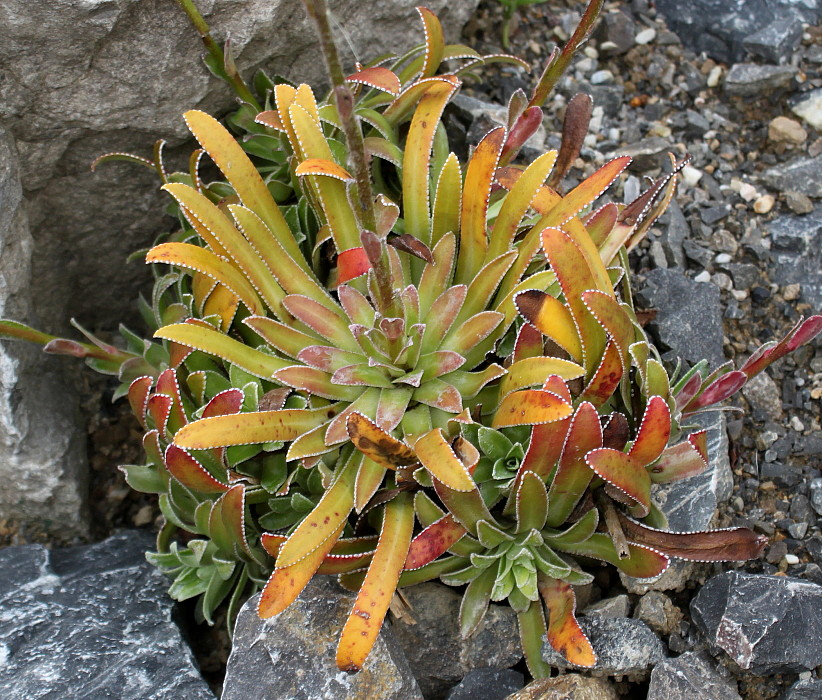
top-left (2, 0), bottom-right (820, 678)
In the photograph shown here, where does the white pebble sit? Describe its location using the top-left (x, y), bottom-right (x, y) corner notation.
top-left (681, 166), bottom-right (703, 187)
top-left (694, 270), bottom-right (712, 283)
top-left (707, 66), bottom-right (723, 88)
top-left (739, 183), bottom-right (758, 202)
top-left (732, 289), bottom-right (749, 301)
top-left (715, 253), bottom-right (732, 264)
top-left (584, 46), bottom-right (599, 59)
top-left (790, 416), bottom-right (805, 432)
top-left (590, 70), bottom-right (614, 85)
top-left (754, 194), bottom-right (775, 214)
top-left (784, 554), bottom-right (800, 566)
top-left (635, 28), bottom-right (657, 45)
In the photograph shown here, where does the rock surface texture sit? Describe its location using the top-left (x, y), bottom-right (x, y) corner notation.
top-left (0, 0), bottom-right (478, 536)
top-left (391, 582), bottom-right (522, 698)
top-left (0, 126), bottom-right (87, 537)
top-left (647, 651), bottom-right (742, 700)
top-left (223, 579), bottom-right (422, 700)
top-left (0, 531), bottom-right (213, 699)
top-left (691, 571), bottom-right (822, 674)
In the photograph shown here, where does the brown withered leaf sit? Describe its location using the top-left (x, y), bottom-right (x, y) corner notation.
top-left (387, 233), bottom-right (434, 263)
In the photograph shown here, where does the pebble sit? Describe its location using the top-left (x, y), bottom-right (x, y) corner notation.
top-left (791, 88), bottom-right (822, 130)
top-left (784, 554), bottom-right (800, 566)
top-left (790, 416), bottom-right (805, 432)
top-left (754, 194), bottom-right (775, 214)
top-left (694, 270), bottom-right (712, 283)
top-left (681, 165), bottom-right (703, 186)
top-left (738, 182), bottom-right (759, 201)
top-left (785, 191), bottom-right (814, 214)
top-left (635, 28), bottom-right (657, 45)
top-left (707, 65), bottom-right (723, 88)
top-left (768, 116), bottom-right (808, 145)
top-left (715, 253), bottom-right (732, 264)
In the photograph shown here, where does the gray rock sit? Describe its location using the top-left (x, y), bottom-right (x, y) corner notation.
top-left (725, 64), bottom-right (796, 96)
top-left (633, 591), bottom-right (683, 636)
top-left (542, 617), bottom-right (665, 680)
top-left (810, 478), bottom-right (822, 516)
top-left (637, 267), bottom-right (726, 370)
top-left (0, 125), bottom-right (87, 538)
top-left (622, 412), bottom-right (731, 593)
top-left (763, 155), bottom-right (822, 199)
top-left (612, 137), bottom-right (672, 171)
top-left (0, 0), bottom-right (477, 536)
top-left (691, 571), bottom-right (822, 674)
top-left (505, 675), bottom-right (619, 700)
top-left (781, 678), bottom-right (822, 699)
top-left (0, 532), bottom-right (213, 699)
top-left (391, 582), bottom-right (521, 698)
top-left (647, 651), bottom-right (742, 700)
top-left (766, 205), bottom-right (822, 309)
top-left (791, 88), bottom-right (822, 130)
top-left (659, 199), bottom-right (689, 269)
top-left (446, 668), bottom-right (524, 700)
top-left (584, 594), bottom-right (631, 620)
top-left (726, 263), bottom-right (761, 291)
top-left (224, 579), bottom-right (422, 700)
top-left (654, 0), bottom-right (819, 63)
top-left (742, 17), bottom-right (803, 63)
top-left (742, 372), bottom-right (784, 422)
top-left (595, 10), bottom-right (636, 55)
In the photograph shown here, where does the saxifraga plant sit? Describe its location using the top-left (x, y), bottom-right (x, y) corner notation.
top-left (2, 0), bottom-right (820, 677)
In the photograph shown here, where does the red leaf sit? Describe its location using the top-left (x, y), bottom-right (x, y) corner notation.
top-left (337, 247), bottom-right (371, 284)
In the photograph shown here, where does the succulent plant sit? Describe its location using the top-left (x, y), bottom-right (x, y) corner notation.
top-left (2, 0), bottom-right (821, 679)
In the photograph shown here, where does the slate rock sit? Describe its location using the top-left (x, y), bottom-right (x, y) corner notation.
top-left (505, 674), bottom-right (619, 700)
top-left (765, 205), bottom-right (822, 309)
top-left (725, 64), bottom-right (796, 96)
top-left (622, 412), bottom-right (731, 593)
top-left (637, 268), bottom-right (725, 369)
top-left (541, 617), bottom-right (665, 680)
top-left (742, 17), bottom-right (803, 63)
top-left (446, 668), bottom-right (524, 700)
top-left (658, 199), bottom-right (689, 269)
top-left (223, 579), bottom-right (422, 700)
top-left (691, 571), bottom-right (822, 674)
top-left (0, 126), bottom-right (87, 538)
top-left (654, 0), bottom-right (819, 63)
top-left (595, 10), bottom-right (636, 55)
top-left (763, 155), bottom-right (822, 199)
top-left (647, 651), bottom-right (742, 700)
top-left (391, 582), bottom-right (521, 698)
top-left (781, 678), bottom-right (822, 699)
top-left (0, 532), bottom-right (213, 699)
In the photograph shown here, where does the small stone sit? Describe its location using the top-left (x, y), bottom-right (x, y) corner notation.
top-left (506, 675), bottom-right (619, 700)
top-left (742, 371), bottom-right (783, 421)
top-left (738, 182), bottom-right (759, 201)
top-left (694, 270), bottom-right (712, 283)
top-left (768, 117), bottom-right (807, 145)
top-left (595, 11), bottom-right (636, 55)
top-left (782, 283), bottom-right (802, 301)
top-left (791, 88), bottom-right (822, 130)
top-left (590, 70), bottom-right (615, 85)
top-left (715, 253), bottom-right (732, 264)
top-left (789, 415), bottom-right (805, 432)
top-left (810, 479), bottom-right (822, 516)
top-left (782, 678), bottom-right (822, 700)
top-left (763, 155), bottom-right (822, 199)
top-left (753, 194), bottom-right (775, 214)
top-left (707, 66), bottom-right (723, 88)
top-left (712, 272), bottom-right (733, 290)
top-left (725, 64), bottom-right (795, 96)
top-left (584, 595), bottom-right (631, 620)
top-left (681, 165), bottom-right (703, 186)
top-left (785, 191), bottom-right (814, 214)
top-left (635, 28), bottom-right (657, 45)
top-left (132, 504), bottom-right (154, 527)
top-left (634, 592), bottom-right (682, 636)
top-left (647, 651), bottom-right (741, 700)
top-left (785, 554), bottom-right (800, 566)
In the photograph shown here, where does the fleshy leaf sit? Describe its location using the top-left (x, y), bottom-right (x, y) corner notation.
top-left (404, 514), bottom-right (467, 570)
top-left (347, 412), bottom-right (417, 469)
top-left (539, 575), bottom-right (596, 667)
top-left (492, 389), bottom-right (572, 428)
top-left (415, 429), bottom-right (475, 492)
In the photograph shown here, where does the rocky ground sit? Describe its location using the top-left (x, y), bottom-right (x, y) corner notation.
top-left (1, 0), bottom-right (820, 698)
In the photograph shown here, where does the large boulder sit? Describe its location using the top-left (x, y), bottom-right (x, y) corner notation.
top-left (0, 126), bottom-right (87, 538)
top-left (0, 0), bottom-right (478, 536)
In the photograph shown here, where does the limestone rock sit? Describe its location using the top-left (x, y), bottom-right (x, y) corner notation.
top-left (0, 532), bottom-right (212, 698)
top-left (505, 675), bottom-right (619, 700)
top-left (223, 579), bottom-right (422, 700)
top-left (0, 125), bottom-right (87, 538)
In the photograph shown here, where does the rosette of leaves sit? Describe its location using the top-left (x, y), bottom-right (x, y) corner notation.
top-left (2, 0), bottom-right (821, 679)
